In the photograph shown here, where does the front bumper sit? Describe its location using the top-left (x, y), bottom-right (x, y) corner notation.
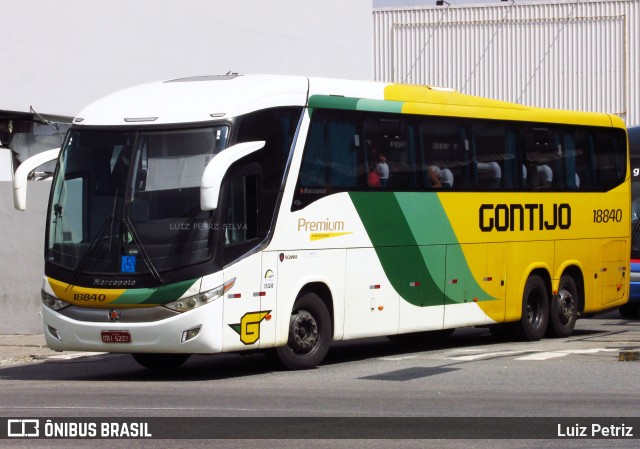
top-left (43, 299), bottom-right (223, 354)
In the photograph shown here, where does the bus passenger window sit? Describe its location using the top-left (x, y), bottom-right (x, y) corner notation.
top-left (471, 122), bottom-right (509, 189)
top-left (297, 112), bottom-right (358, 188)
top-left (521, 126), bottom-right (561, 190)
top-left (569, 130), bottom-right (595, 190)
top-left (363, 115), bottom-right (417, 190)
top-left (420, 118), bottom-right (468, 189)
top-left (562, 131), bottom-right (580, 189)
top-left (593, 130), bottom-right (626, 190)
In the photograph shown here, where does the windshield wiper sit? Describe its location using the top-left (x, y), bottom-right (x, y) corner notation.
top-left (70, 215), bottom-right (165, 285)
top-left (71, 186), bottom-right (121, 284)
top-left (122, 217), bottom-right (165, 284)
top-left (71, 215), bottom-right (113, 284)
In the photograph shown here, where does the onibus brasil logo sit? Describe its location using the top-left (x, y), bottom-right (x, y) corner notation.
top-left (229, 311), bottom-right (271, 345)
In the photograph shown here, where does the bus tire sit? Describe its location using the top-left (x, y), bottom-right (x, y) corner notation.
top-left (516, 274), bottom-right (549, 341)
top-left (131, 353), bottom-right (190, 370)
top-left (547, 275), bottom-right (578, 337)
top-left (273, 292), bottom-right (332, 370)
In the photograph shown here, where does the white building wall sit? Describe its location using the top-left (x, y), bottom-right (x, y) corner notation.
top-left (374, 0), bottom-right (640, 126)
top-left (2, 0), bottom-right (372, 117)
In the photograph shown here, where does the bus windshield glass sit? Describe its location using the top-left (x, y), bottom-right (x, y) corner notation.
top-left (46, 126), bottom-right (229, 275)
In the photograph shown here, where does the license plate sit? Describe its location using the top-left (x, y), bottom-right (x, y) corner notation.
top-left (101, 330), bottom-right (131, 343)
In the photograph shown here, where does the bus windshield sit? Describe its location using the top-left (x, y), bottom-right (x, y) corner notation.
top-left (46, 126), bottom-right (229, 275)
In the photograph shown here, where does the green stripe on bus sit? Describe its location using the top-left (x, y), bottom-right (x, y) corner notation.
top-left (308, 95), bottom-right (360, 110)
top-left (113, 288), bottom-right (156, 304)
top-left (308, 95), bottom-right (404, 114)
top-left (394, 193), bottom-right (491, 304)
top-left (113, 279), bottom-right (197, 305)
top-left (142, 279), bottom-right (197, 304)
top-left (349, 192), bottom-right (447, 307)
top-left (356, 98), bottom-right (403, 114)
top-left (349, 192), bottom-right (490, 306)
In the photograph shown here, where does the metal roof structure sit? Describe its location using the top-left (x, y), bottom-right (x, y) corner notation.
top-left (374, 0), bottom-right (640, 125)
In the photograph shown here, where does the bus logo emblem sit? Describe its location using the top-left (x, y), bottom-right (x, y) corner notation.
top-left (108, 309), bottom-right (121, 322)
top-left (229, 310), bottom-right (271, 345)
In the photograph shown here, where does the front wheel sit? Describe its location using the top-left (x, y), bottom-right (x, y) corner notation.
top-left (516, 274), bottom-right (549, 341)
top-left (131, 353), bottom-right (191, 370)
top-left (547, 275), bottom-right (578, 337)
top-left (273, 292), bottom-right (332, 370)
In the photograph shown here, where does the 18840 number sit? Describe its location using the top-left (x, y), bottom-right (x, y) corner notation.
top-left (73, 293), bottom-right (107, 302)
top-left (593, 209), bottom-right (622, 223)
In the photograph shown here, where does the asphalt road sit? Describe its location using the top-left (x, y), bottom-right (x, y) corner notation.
top-left (1, 310), bottom-right (639, 448)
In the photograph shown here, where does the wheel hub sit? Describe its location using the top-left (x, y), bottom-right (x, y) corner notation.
top-left (290, 310), bottom-right (318, 354)
top-left (557, 288), bottom-right (575, 324)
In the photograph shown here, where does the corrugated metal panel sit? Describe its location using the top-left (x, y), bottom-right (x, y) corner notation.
top-left (373, 0), bottom-right (640, 126)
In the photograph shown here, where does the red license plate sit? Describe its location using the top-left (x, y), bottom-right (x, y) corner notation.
top-left (101, 330), bottom-right (131, 343)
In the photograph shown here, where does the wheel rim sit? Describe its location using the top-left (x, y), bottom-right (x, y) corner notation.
top-left (526, 288), bottom-right (544, 328)
top-left (289, 309), bottom-right (319, 355)
top-left (557, 286), bottom-right (575, 325)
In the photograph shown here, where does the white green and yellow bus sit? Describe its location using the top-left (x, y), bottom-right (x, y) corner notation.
top-left (14, 75), bottom-right (630, 370)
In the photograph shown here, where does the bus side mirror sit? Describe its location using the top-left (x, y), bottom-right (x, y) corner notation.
top-left (13, 148), bottom-right (61, 211)
top-left (200, 141), bottom-right (265, 211)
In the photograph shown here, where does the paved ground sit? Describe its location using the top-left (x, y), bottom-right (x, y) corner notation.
top-left (0, 334), bottom-right (56, 366)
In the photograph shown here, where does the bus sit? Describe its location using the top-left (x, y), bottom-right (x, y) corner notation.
top-left (626, 125), bottom-right (640, 318)
top-left (13, 75), bottom-right (630, 370)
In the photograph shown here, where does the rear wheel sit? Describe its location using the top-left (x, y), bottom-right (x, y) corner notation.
top-left (516, 274), bottom-right (549, 341)
top-left (547, 275), bottom-right (578, 337)
top-left (131, 353), bottom-right (190, 370)
top-left (273, 292), bottom-right (332, 370)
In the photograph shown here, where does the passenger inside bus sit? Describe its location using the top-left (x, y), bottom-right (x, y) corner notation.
top-left (427, 165), bottom-right (453, 188)
top-left (428, 165), bottom-right (442, 188)
top-left (376, 154), bottom-right (390, 187)
top-left (367, 161), bottom-right (381, 188)
top-left (440, 168), bottom-right (454, 188)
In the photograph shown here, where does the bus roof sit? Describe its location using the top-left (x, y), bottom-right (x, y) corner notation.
top-left (73, 74), bottom-right (624, 129)
top-left (308, 78), bottom-right (623, 128)
top-left (74, 74), bottom-right (310, 126)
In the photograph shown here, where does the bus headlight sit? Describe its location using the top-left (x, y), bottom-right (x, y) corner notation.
top-left (164, 278), bottom-right (235, 313)
top-left (41, 290), bottom-right (71, 311)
